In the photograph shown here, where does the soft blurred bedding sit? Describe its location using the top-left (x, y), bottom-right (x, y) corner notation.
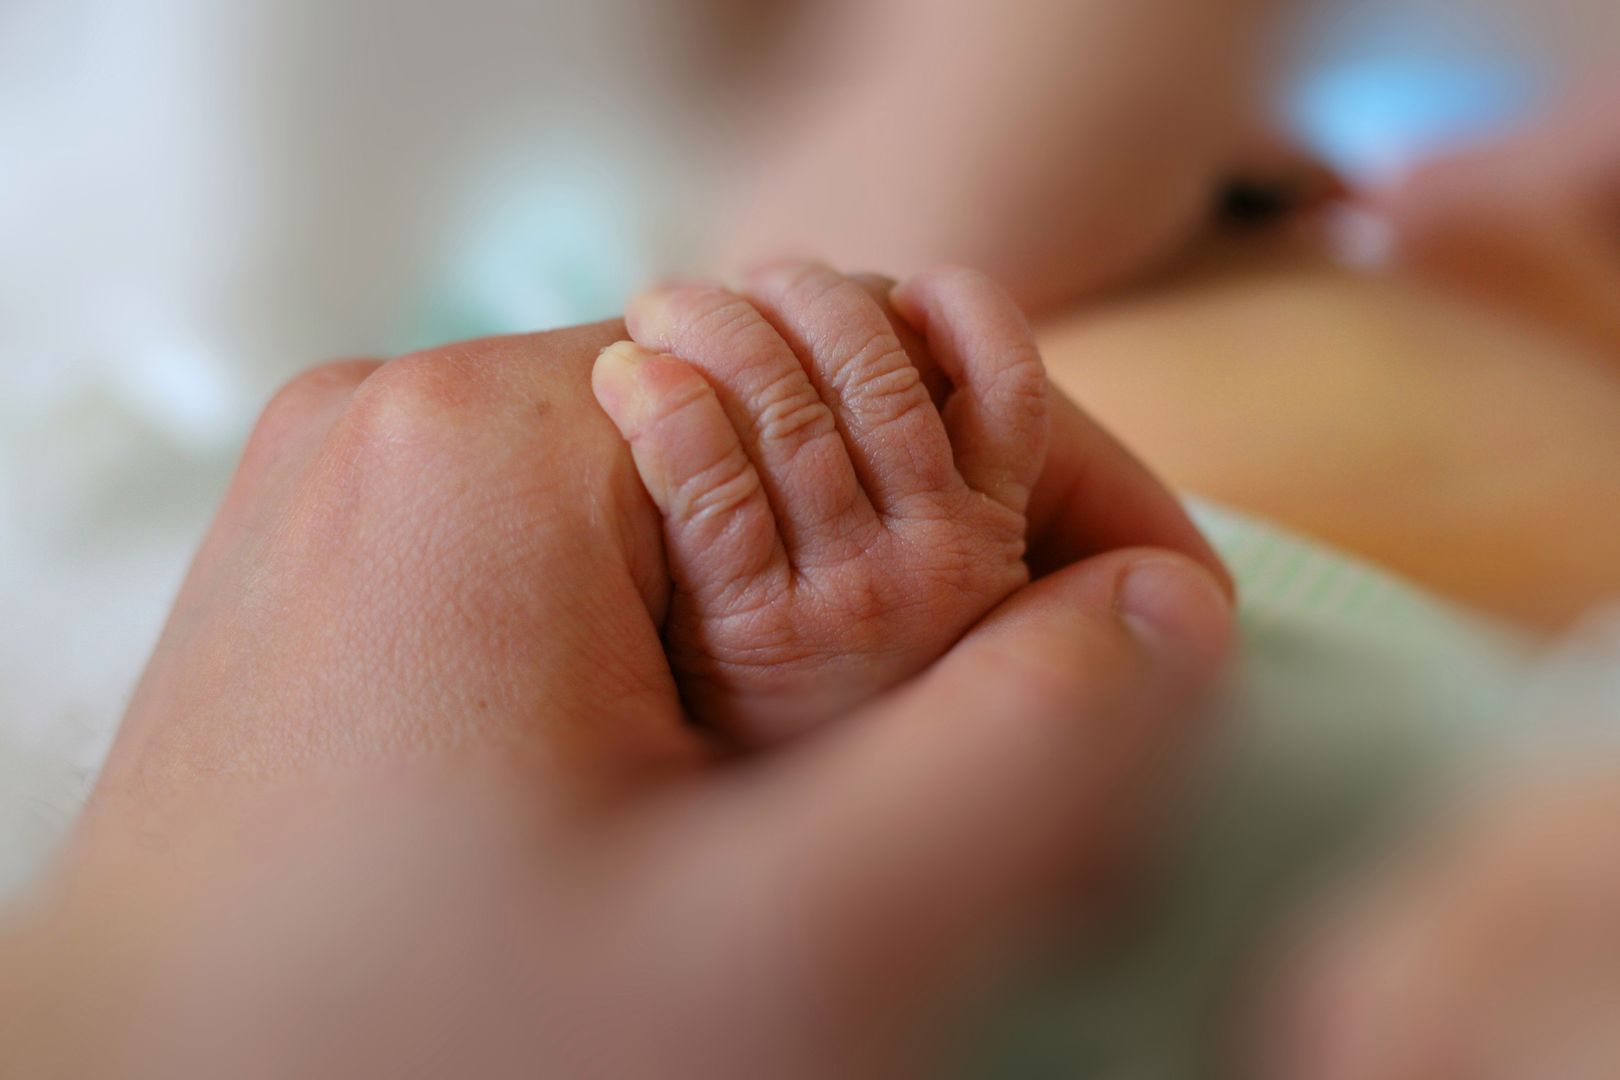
top-left (1, 0), bottom-right (1615, 896)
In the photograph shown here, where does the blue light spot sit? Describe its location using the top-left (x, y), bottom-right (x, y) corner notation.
top-left (1290, 58), bottom-right (1543, 179)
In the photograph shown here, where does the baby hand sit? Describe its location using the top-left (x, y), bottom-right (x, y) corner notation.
top-left (593, 262), bottom-right (1046, 742)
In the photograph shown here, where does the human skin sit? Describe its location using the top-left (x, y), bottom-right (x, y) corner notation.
top-left (597, 264), bottom-right (1055, 741)
top-left (1374, 81), bottom-right (1620, 365)
top-left (1239, 107), bottom-right (1620, 1075)
top-left (1024, 168), bottom-right (1620, 1079)
top-left (0, 307), bottom-right (1232, 1077)
top-left (1251, 763), bottom-right (1620, 1080)
top-left (1037, 229), bottom-right (1620, 631)
top-left (1018, 235), bottom-right (1620, 1077)
top-left (707, 17), bottom-right (1620, 1069)
top-left (716, 1), bottom-right (1620, 630)
top-left (721, 0), bottom-right (1282, 317)
top-left (1024, 85), bottom-right (1620, 631)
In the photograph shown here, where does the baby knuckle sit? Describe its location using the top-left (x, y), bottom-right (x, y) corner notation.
top-left (851, 357), bottom-right (931, 426)
top-left (752, 377), bottom-right (838, 453)
top-left (835, 326), bottom-right (901, 377)
top-left (780, 265), bottom-right (848, 312)
top-left (675, 446), bottom-right (762, 522)
top-left (678, 291), bottom-right (773, 350)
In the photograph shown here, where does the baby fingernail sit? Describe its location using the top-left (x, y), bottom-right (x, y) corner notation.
top-left (592, 341), bottom-right (654, 418)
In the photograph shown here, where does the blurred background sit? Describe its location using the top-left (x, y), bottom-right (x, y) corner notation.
top-left (1, 0), bottom-right (1617, 894)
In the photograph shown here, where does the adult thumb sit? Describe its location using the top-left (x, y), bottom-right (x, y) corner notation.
top-left (748, 549), bottom-right (1233, 1029)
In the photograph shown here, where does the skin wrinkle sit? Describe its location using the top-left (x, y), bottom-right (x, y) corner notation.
top-left (699, 623), bottom-right (918, 682)
top-left (674, 561), bottom-right (789, 631)
top-left (974, 344), bottom-right (1047, 425)
top-left (693, 320), bottom-right (991, 718)
top-left (673, 444), bottom-right (766, 526)
top-left (690, 293), bottom-right (776, 347)
top-left (775, 465), bottom-right (870, 560)
top-left (863, 396), bottom-right (954, 496)
top-left (750, 277), bottom-right (922, 416)
top-left (746, 372), bottom-right (840, 458)
top-left (782, 507), bottom-right (885, 567)
top-left (633, 290), bottom-right (867, 551)
top-left (676, 506), bottom-right (788, 600)
top-left (629, 362), bottom-right (720, 441)
top-left (772, 262), bottom-right (855, 321)
top-left (597, 261), bottom-right (1214, 748)
top-left (774, 298), bottom-right (924, 419)
top-left (826, 327), bottom-right (917, 409)
top-left (635, 388), bottom-right (754, 508)
top-left (901, 276), bottom-right (1049, 513)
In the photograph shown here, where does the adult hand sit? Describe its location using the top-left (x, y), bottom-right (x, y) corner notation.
top-left (1, 312), bottom-right (1231, 1078)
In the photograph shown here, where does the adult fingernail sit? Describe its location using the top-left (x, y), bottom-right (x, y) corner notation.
top-left (1115, 556), bottom-right (1234, 678)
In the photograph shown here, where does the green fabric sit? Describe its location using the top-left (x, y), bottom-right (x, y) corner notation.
top-left (970, 501), bottom-right (1532, 1079)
